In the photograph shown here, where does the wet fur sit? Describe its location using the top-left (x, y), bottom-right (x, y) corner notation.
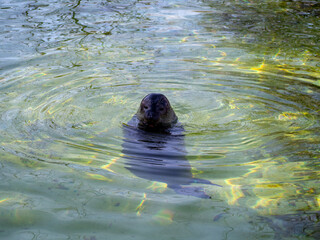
top-left (136, 93), bottom-right (177, 132)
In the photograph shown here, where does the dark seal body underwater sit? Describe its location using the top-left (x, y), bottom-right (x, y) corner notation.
top-left (122, 93), bottom-right (221, 199)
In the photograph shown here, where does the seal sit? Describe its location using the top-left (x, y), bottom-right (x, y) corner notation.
top-left (136, 93), bottom-right (178, 132)
top-left (121, 93), bottom-right (221, 198)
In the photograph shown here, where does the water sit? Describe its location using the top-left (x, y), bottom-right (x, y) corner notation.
top-left (0, 0), bottom-right (319, 239)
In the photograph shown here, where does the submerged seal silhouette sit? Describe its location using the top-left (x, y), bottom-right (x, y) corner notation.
top-left (122, 93), bottom-right (221, 198)
top-left (136, 93), bottom-right (177, 132)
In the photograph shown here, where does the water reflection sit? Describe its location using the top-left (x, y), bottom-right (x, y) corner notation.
top-left (200, 0), bottom-right (320, 86)
top-left (0, 0), bottom-right (320, 239)
top-left (202, 0), bottom-right (320, 53)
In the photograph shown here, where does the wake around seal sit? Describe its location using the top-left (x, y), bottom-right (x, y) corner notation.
top-left (122, 93), bottom-right (221, 198)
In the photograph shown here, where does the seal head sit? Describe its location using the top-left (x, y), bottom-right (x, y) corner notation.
top-left (136, 93), bottom-right (178, 131)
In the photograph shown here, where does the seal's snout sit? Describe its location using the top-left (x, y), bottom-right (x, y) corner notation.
top-left (145, 111), bottom-right (160, 123)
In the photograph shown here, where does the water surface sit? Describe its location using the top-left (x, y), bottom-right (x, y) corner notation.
top-left (0, 0), bottom-right (319, 239)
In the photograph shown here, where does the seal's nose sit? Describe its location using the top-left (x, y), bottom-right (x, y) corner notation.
top-left (145, 111), bottom-right (159, 123)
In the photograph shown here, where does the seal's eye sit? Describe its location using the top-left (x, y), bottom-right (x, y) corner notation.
top-left (159, 107), bottom-right (165, 111)
top-left (144, 106), bottom-right (148, 110)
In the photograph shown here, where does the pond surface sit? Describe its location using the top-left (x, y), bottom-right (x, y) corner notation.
top-left (1, 0), bottom-right (320, 239)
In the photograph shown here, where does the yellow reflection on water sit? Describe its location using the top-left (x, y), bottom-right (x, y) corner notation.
top-left (136, 193), bottom-right (147, 216)
top-left (101, 156), bottom-right (120, 173)
top-left (153, 209), bottom-right (174, 225)
top-left (278, 111), bottom-right (309, 121)
top-left (147, 182), bottom-right (167, 193)
top-left (180, 36), bottom-right (188, 43)
top-left (224, 157), bottom-right (320, 215)
top-left (250, 59), bottom-right (265, 72)
top-left (272, 49), bottom-right (281, 60)
top-left (103, 95), bottom-right (128, 105)
top-left (0, 198), bottom-right (10, 204)
top-left (224, 183), bottom-right (244, 205)
top-left (228, 99), bottom-right (239, 110)
top-left (85, 173), bottom-right (112, 182)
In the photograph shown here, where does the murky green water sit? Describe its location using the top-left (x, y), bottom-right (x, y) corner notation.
top-left (1, 0), bottom-right (319, 239)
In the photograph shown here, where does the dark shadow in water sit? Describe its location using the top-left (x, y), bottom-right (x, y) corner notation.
top-left (262, 211), bottom-right (320, 240)
top-left (200, 0), bottom-right (320, 65)
top-left (122, 116), bottom-right (221, 199)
